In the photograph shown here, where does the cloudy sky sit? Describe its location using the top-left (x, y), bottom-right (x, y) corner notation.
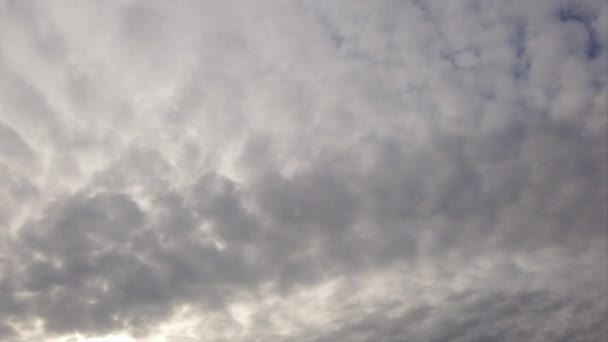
top-left (0, 0), bottom-right (607, 341)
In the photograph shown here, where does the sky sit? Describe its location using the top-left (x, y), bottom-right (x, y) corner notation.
top-left (0, 0), bottom-right (606, 341)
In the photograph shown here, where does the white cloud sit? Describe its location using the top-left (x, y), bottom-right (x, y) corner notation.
top-left (0, 0), bottom-right (606, 341)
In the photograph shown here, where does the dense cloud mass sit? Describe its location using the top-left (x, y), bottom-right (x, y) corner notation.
top-left (0, 0), bottom-right (607, 341)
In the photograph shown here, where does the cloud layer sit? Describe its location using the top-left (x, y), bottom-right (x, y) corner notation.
top-left (0, 0), bottom-right (606, 341)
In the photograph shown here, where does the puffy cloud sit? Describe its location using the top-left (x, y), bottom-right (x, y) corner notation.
top-left (0, 0), bottom-right (606, 340)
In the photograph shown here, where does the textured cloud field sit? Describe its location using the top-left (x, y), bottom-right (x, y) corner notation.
top-left (0, 0), bottom-right (607, 341)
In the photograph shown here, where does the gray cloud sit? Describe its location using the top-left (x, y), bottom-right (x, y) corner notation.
top-left (0, 0), bottom-right (606, 341)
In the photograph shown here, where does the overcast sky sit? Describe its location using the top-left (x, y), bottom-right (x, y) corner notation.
top-left (0, 0), bottom-right (607, 341)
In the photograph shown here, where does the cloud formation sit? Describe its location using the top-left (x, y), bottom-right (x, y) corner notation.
top-left (0, 0), bottom-right (606, 341)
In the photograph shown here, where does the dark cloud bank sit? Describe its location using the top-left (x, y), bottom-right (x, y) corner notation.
top-left (0, 0), bottom-right (606, 341)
